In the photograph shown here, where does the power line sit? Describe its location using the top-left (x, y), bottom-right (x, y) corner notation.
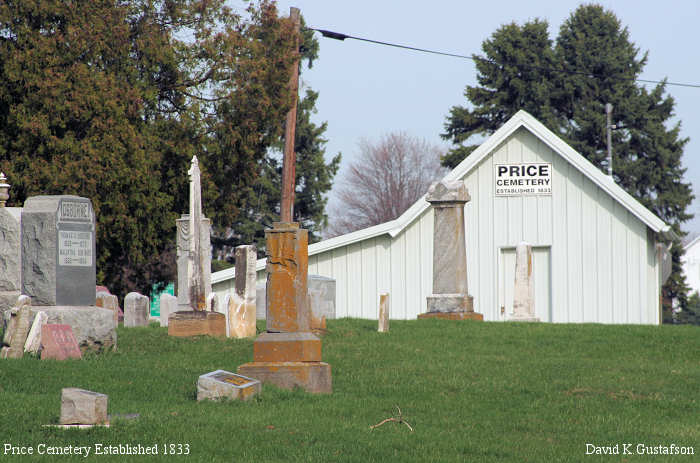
top-left (308, 28), bottom-right (700, 90)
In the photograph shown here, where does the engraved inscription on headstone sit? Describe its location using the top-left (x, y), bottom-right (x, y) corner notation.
top-left (58, 231), bottom-right (92, 266)
top-left (41, 324), bottom-right (82, 360)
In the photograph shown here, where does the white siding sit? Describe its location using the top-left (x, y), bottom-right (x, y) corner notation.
top-left (212, 126), bottom-right (662, 324)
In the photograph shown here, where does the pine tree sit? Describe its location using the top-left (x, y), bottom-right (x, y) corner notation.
top-left (441, 4), bottom-right (694, 319)
top-left (0, 1), bottom-right (338, 295)
top-left (442, 19), bottom-right (557, 168)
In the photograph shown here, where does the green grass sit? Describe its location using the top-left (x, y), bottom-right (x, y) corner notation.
top-left (1, 320), bottom-right (698, 462)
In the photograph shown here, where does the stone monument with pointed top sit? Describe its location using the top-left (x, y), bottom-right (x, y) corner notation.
top-left (169, 156), bottom-right (223, 337)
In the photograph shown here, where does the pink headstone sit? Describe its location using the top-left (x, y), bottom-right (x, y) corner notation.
top-left (41, 324), bottom-right (82, 360)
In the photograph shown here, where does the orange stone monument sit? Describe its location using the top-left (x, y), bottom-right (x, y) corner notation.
top-left (238, 222), bottom-right (331, 393)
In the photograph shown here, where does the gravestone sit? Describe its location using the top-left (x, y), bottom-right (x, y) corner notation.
top-left (170, 157), bottom-right (223, 337)
top-left (378, 293), bottom-right (390, 332)
top-left (60, 388), bottom-right (108, 425)
top-left (159, 294), bottom-right (177, 327)
top-left (238, 222), bottom-right (332, 394)
top-left (228, 245), bottom-right (257, 338)
top-left (96, 292), bottom-right (119, 327)
top-left (175, 156), bottom-right (211, 312)
top-left (24, 310), bottom-right (47, 354)
top-left (22, 196), bottom-right (95, 306)
top-left (0, 206), bottom-right (21, 312)
top-left (197, 370), bottom-right (260, 401)
top-left (1, 299), bottom-right (32, 359)
top-left (308, 275), bottom-right (335, 331)
top-left (419, 180), bottom-right (483, 321)
top-left (510, 242), bottom-right (540, 322)
top-left (41, 324), bottom-right (82, 360)
top-left (124, 292), bottom-right (149, 327)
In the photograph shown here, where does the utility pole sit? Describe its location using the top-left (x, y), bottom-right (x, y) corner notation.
top-left (605, 103), bottom-right (613, 178)
top-left (280, 7), bottom-right (301, 222)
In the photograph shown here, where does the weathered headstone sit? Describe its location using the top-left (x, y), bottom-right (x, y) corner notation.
top-left (308, 275), bottom-right (335, 331)
top-left (378, 293), bottom-right (390, 332)
top-left (510, 241), bottom-right (540, 322)
top-left (21, 196), bottom-right (95, 306)
top-left (197, 370), bottom-right (261, 401)
top-left (159, 293), bottom-right (177, 327)
top-left (238, 222), bottom-right (332, 394)
top-left (1, 300), bottom-right (32, 359)
top-left (124, 292), bottom-right (149, 327)
top-left (24, 310), bottom-right (47, 354)
top-left (228, 245), bottom-right (257, 338)
top-left (419, 180), bottom-right (483, 321)
top-left (170, 157), bottom-right (223, 337)
top-left (0, 202), bottom-right (22, 312)
top-left (175, 156), bottom-right (211, 312)
top-left (95, 291), bottom-right (119, 327)
top-left (41, 324), bottom-right (82, 360)
top-left (60, 388), bottom-right (108, 425)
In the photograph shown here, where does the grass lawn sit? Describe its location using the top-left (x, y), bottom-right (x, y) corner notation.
top-left (1, 319), bottom-right (698, 462)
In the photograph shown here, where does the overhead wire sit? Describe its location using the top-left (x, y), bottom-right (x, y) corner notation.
top-left (306, 28), bottom-right (700, 90)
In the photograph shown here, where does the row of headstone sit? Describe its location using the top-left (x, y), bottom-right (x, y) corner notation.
top-left (0, 178), bottom-right (116, 351)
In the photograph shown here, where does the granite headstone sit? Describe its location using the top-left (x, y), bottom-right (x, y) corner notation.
top-left (41, 324), bottom-right (82, 360)
top-left (21, 196), bottom-right (96, 306)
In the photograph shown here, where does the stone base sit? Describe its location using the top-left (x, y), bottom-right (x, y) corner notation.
top-left (168, 311), bottom-right (225, 337)
top-left (508, 316), bottom-right (540, 322)
top-left (426, 294), bottom-right (474, 313)
top-left (418, 311), bottom-right (484, 321)
top-left (253, 332), bottom-right (321, 362)
top-left (237, 361), bottom-right (332, 394)
top-left (28, 306), bottom-right (116, 352)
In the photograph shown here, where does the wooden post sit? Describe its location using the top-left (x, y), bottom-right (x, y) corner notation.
top-left (280, 7), bottom-right (301, 222)
top-left (378, 293), bottom-right (390, 332)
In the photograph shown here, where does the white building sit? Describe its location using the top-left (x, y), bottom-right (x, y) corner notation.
top-left (212, 110), bottom-right (671, 324)
top-left (681, 236), bottom-right (700, 298)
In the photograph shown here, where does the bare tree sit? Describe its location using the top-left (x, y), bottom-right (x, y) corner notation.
top-left (327, 132), bottom-right (447, 237)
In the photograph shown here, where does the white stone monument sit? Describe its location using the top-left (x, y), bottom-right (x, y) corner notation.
top-left (176, 156), bottom-right (211, 311)
top-left (228, 245), bottom-right (257, 338)
top-left (510, 241), bottom-right (539, 322)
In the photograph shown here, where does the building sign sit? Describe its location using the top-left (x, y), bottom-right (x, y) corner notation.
top-left (495, 163), bottom-right (552, 196)
top-left (58, 230), bottom-right (93, 266)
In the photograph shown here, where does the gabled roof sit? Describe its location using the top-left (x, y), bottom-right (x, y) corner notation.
top-left (684, 234), bottom-right (700, 251)
top-left (212, 110), bottom-right (669, 284)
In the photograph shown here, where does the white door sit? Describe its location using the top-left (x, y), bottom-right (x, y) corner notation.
top-left (498, 246), bottom-right (552, 322)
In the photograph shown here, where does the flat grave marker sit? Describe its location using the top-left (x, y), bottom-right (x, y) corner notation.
top-left (197, 369), bottom-right (260, 401)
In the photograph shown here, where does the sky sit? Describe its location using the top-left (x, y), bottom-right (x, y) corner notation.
top-left (265, 0), bottom-right (700, 237)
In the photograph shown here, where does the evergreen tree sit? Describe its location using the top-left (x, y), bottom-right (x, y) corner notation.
top-left (0, 1), bottom-right (338, 295)
top-left (441, 4), bottom-right (694, 319)
top-left (442, 19), bottom-right (557, 168)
